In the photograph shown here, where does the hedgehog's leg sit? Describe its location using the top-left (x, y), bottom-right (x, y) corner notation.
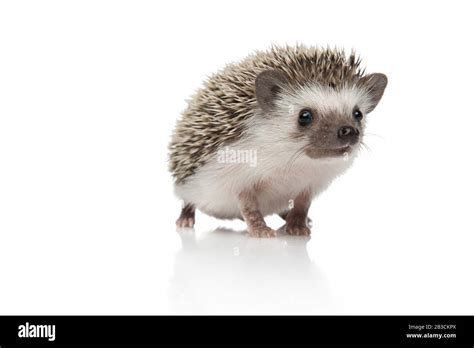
top-left (280, 190), bottom-right (312, 236)
top-left (176, 203), bottom-right (195, 229)
top-left (279, 210), bottom-right (312, 227)
top-left (238, 191), bottom-right (276, 238)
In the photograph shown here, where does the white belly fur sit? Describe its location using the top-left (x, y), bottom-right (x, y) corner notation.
top-left (174, 135), bottom-right (356, 220)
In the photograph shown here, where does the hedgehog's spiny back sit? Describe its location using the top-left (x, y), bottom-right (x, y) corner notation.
top-left (169, 45), bottom-right (364, 184)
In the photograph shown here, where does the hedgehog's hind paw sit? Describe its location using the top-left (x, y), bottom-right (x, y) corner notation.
top-left (176, 216), bottom-right (195, 229)
top-left (176, 203), bottom-right (195, 229)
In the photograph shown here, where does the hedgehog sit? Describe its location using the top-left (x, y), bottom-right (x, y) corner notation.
top-left (169, 45), bottom-right (387, 237)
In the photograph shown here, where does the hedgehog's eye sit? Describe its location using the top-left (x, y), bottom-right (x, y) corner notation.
top-left (353, 108), bottom-right (363, 121)
top-left (298, 109), bottom-right (313, 127)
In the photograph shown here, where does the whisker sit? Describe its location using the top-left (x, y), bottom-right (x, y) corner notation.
top-left (282, 142), bottom-right (313, 174)
top-left (359, 140), bottom-right (372, 155)
top-left (364, 132), bottom-right (383, 140)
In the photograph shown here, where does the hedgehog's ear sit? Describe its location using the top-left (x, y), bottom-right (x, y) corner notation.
top-left (255, 69), bottom-right (289, 112)
top-left (360, 73), bottom-right (388, 113)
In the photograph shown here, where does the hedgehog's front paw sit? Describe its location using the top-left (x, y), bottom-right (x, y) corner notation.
top-left (284, 223), bottom-right (311, 236)
top-left (248, 226), bottom-right (277, 238)
top-left (176, 216), bottom-right (195, 229)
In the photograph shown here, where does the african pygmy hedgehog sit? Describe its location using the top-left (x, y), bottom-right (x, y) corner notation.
top-left (169, 45), bottom-right (387, 237)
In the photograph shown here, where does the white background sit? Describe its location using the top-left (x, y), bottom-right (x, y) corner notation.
top-left (1, 0), bottom-right (473, 315)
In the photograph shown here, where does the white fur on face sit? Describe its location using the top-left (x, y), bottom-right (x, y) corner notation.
top-left (275, 83), bottom-right (373, 123)
top-left (175, 85), bottom-right (368, 220)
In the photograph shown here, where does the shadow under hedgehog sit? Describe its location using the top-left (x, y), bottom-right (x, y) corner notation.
top-left (169, 45), bottom-right (387, 237)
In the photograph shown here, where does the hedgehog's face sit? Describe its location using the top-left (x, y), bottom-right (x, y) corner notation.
top-left (255, 69), bottom-right (387, 159)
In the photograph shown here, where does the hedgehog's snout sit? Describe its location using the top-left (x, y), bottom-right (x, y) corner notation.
top-left (337, 126), bottom-right (359, 145)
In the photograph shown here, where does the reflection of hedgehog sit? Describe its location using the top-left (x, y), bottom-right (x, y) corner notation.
top-left (170, 229), bottom-right (329, 314)
top-left (169, 45), bottom-right (387, 237)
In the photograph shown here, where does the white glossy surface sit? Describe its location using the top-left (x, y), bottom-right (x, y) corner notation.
top-left (170, 228), bottom-right (330, 315)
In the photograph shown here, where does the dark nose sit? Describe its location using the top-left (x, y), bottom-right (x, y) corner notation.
top-left (337, 126), bottom-right (359, 140)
